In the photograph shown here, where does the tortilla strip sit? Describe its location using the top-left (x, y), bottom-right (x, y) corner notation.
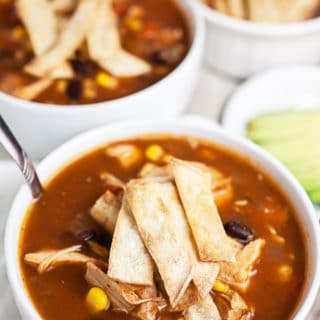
top-left (90, 190), bottom-right (121, 235)
top-left (13, 78), bottom-right (53, 100)
top-left (126, 179), bottom-right (193, 307)
top-left (227, 0), bottom-right (245, 19)
top-left (185, 295), bottom-right (221, 320)
top-left (25, 0), bottom-right (99, 77)
top-left (108, 198), bottom-right (154, 285)
top-left (51, 0), bottom-right (78, 13)
top-left (247, 0), bottom-right (320, 23)
top-left (169, 283), bottom-right (200, 312)
top-left (87, 0), bottom-right (121, 61)
top-left (158, 181), bottom-right (220, 298)
top-left (17, 0), bottom-right (57, 55)
top-left (98, 49), bottom-right (151, 77)
top-left (214, 0), bottom-right (229, 14)
top-left (17, 0), bottom-right (73, 80)
top-left (171, 158), bottom-right (236, 262)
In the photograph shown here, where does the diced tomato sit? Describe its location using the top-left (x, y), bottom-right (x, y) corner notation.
top-left (142, 22), bottom-right (160, 37)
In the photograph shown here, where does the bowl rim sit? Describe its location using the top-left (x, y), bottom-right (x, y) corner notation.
top-left (193, 0), bottom-right (320, 37)
top-left (0, 0), bottom-right (204, 112)
top-left (5, 118), bottom-right (320, 320)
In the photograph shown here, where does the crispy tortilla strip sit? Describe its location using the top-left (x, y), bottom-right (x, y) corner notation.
top-left (98, 49), bottom-right (151, 77)
top-left (90, 190), bottom-right (121, 235)
top-left (13, 78), bottom-right (53, 100)
top-left (127, 179), bottom-right (193, 307)
top-left (158, 180), bottom-right (220, 298)
top-left (138, 163), bottom-right (171, 178)
top-left (218, 239), bottom-right (265, 285)
top-left (108, 198), bottom-right (154, 285)
top-left (25, 0), bottom-right (99, 77)
top-left (185, 295), bottom-right (221, 320)
top-left (17, 0), bottom-right (57, 55)
top-left (87, 0), bottom-right (121, 61)
top-left (25, 245), bottom-right (107, 273)
top-left (171, 159), bottom-right (236, 262)
top-left (247, 0), bottom-right (320, 23)
top-left (214, 289), bottom-right (250, 320)
top-left (227, 0), bottom-right (245, 19)
top-left (169, 283), bottom-right (200, 312)
top-left (17, 0), bottom-right (73, 80)
top-left (214, 0), bottom-right (229, 14)
top-left (51, 0), bottom-right (78, 13)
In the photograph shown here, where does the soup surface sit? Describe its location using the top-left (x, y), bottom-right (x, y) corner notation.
top-left (20, 135), bottom-right (306, 320)
top-left (0, 0), bottom-right (189, 105)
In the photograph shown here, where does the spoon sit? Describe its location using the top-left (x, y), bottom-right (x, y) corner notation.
top-left (0, 115), bottom-right (43, 200)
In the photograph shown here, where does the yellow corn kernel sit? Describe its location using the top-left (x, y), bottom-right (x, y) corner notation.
top-left (95, 72), bottom-right (119, 90)
top-left (55, 80), bottom-right (67, 93)
top-left (86, 287), bottom-right (110, 313)
top-left (125, 17), bottom-right (143, 32)
top-left (83, 79), bottom-right (97, 99)
top-left (277, 264), bottom-right (293, 282)
top-left (145, 145), bottom-right (165, 162)
top-left (212, 280), bottom-right (229, 293)
top-left (177, 317), bottom-right (184, 320)
top-left (12, 26), bottom-right (26, 40)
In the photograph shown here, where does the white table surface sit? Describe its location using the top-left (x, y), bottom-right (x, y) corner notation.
top-left (0, 64), bottom-right (319, 319)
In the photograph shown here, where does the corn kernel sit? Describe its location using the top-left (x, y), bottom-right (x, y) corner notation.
top-left (12, 26), bottom-right (26, 40)
top-left (277, 264), bottom-right (293, 282)
top-left (86, 287), bottom-right (110, 313)
top-left (125, 17), bottom-right (143, 32)
top-left (83, 79), bottom-right (97, 99)
top-left (145, 145), bottom-right (165, 162)
top-left (212, 280), bottom-right (229, 293)
top-left (55, 80), bottom-right (67, 93)
top-left (95, 72), bottom-right (119, 90)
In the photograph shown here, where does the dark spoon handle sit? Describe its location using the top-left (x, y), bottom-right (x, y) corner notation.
top-left (0, 115), bottom-right (43, 200)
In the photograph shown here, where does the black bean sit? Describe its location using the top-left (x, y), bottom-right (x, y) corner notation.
top-left (224, 221), bottom-right (254, 244)
top-left (70, 59), bottom-right (97, 76)
top-left (150, 51), bottom-right (167, 65)
top-left (7, 4), bottom-right (21, 27)
top-left (77, 229), bottom-right (96, 242)
top-left (66, 80), bottom-right (83, 100)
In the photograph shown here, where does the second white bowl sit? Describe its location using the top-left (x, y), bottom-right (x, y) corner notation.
top-left (0, 0), bottom-right (204, 159)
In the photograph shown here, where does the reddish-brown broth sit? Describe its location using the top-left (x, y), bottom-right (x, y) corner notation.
top-left (0, 0), bottom-right (189, 105)
top-left (19, 136), bottom-right (306, 320)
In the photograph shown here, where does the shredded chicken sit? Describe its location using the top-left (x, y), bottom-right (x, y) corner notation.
top-left (24, 245), bottom-right (107, 273)
top-left (218, 239), bottom-right (266, 285)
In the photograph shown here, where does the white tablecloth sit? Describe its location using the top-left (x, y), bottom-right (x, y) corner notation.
top-left (0, 65), bottom-right (319, 319)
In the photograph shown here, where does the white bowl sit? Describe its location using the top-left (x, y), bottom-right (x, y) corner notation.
top-left (5, 117), bottom-right (320, 319)
top-left (0, 0), bottom-right (204, 160)
top-left (192, 0), bottom-right (320, 78)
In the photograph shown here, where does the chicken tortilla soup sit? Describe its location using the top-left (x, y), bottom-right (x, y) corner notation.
top-left (0, 0), bottom-right (189, 105)
top-left (19, 135), bottom-right (306, 320)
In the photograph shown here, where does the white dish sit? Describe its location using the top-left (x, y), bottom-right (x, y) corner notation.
top-left (192, 0), bottom-right (320, 78)
top-left (0, 0), bottom-right (205, 160)
top-left (221, 66), bottom-right (320, 215)
top-left (5, 117), bottom-right (320, 320)
top-left (221, 66), bottom-right (320, 136)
